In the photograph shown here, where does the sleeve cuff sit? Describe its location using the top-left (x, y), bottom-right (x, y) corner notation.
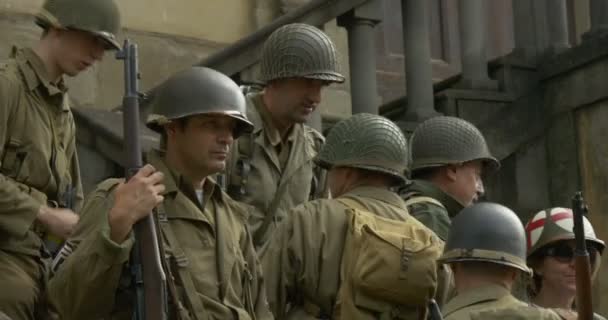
top-left (91, 223), bottom-right (134, 267)
top-left (2, 184), bottom-right (46, 237)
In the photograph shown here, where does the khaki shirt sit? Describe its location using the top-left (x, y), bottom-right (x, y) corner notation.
top-left (442, 284), bottom-right (528, 320)
top-left (261, 186), bottom-right (432, 319)
top-left (0, 47), bottom-right (83, 256)
top-left (49, 151), bottom-right (273, 320)
top-left (225, 92), bottom-right (325, 248)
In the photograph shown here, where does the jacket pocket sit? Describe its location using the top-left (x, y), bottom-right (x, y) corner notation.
top-left (1, 138), bottom-right (28, 181)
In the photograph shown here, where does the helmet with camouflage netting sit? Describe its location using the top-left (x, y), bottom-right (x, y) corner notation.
top-left (316, 113), bottom-right (408, 183)
top-left (439, 202), bottom-right (531, 274)
top-left (410, 116), bottom-right (499, 173)
top-left (146, 67), bottom-right (253, 138)
top-left (36, 0), bottom-right (121, 50)
top-left (260, 23), bottom-right (345, 84)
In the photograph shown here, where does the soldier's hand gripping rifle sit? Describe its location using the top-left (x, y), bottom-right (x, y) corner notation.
top-left (572, 192), bottom-right (593, 320)
top-left (116, 39), bottom-right (168, 320)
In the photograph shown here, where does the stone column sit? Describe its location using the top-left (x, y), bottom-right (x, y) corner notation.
top-left (546, 0), bottom-right (570, 53)
top-left (458, 0), bottom-right (497, 89)
top-left (402, 0), bottom-right (438, 121)
top-left (337, 0), bottom-right (382, 114)
top-left (511, 0), bottom-right (539, 59)
top-left (585, 0), bottom-right (608, 39)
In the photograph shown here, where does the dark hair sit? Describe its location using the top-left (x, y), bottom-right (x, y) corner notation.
top-left (159, 117), bottom-right (189, 149)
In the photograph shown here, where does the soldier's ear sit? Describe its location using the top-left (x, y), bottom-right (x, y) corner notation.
top-left (163, 122), bottom-right (180, 138)
top-left (444, 164), bottom-right (459, 182)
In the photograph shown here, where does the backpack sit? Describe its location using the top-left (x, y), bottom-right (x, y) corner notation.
top-left (334, 198), bottom-right (444, 319)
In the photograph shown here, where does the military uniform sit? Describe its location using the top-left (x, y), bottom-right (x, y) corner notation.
top-left (49, 151), bottom-right (272, 320)
top-left (400, 179), bottom-right (462, 307)
top-left (0, 0), bottom-right (119, 317)
top-left (444, 289), bottom-right (569, 320)
top-left (400, 180), bottom-right (462, 241)
top-left (225, 92), bottom-right (324, 248)
top-left (443, 284), bottom-right (527, 319)
top-left (224, 23), bottom-right (344, 249)
top-left (0, 47), bottom-right (83, 320)
top-left (49, 67), bottom-right (271, 320)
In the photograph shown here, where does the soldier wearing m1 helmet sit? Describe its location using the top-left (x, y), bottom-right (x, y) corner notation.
top-left (399, 116), bottom-right (499, 308)
top-left (48, 67), bottom-right (274, 320)
top-left (262, 114), bottom-right (443, 319)
top-left (399, 116), bottom-right (500, 241)
top-left (439, 203), bottom-right (563, 320)
top-left (0, 0), bottom-right (120, 318)
top-left (224, 23), bottom-right (345, 250)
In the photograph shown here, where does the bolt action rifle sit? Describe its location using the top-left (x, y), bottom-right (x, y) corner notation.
top-left (117, 39), bottom-right (168, 320)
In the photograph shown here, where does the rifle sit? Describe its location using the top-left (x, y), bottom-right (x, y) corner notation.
top-left (571, 192), bottom-right (593, 320)
top-left (116, 39), bottom-right (168, 320)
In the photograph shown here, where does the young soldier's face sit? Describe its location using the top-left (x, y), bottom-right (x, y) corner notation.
top-left (51, 28), bottom-right (106, 76)
top-left (267, 78), bottom-right (326, 124)
top-left (445, 160), bottom-right (484, 207)
top-left (169, 114), bottom-right (236, 176)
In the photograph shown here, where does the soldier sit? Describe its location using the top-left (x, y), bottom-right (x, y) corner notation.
top-left (525, 208), bottom-right (606, 320)
top-left (399, 116), bottom-right (499, 241)
top-left (262, 113), bottom-right (443, 319)
top-left (439, 203), bottom-right (562, 320)
top-left (0, 0), bottom-right (120, 319)
top-left (48, 67), bottom-right (274, 320)
top-left (224, 23), bottom-right (345, 249)
top-left (399, 116), bottom-right (499, 306)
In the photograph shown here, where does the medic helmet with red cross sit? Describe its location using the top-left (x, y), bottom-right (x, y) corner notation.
top-left (525, 207), bottom-right (605, 257)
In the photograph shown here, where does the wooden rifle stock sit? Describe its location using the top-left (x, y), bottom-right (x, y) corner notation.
top-left (116, 39), bottom-right (168, 320)
top-left (572, 192), bottom-right (593, 320)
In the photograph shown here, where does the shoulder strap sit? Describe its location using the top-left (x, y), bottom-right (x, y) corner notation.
top-left (227, 93), bottom-right (260, 199)
top-left (226, 131), bottom-right (255, 199)
top-left (157, 204), bottom-right (208, 320)
top-left (252, 180), bottom-right (291, 247)
top-left (308, 128), bottom-right (328, 200)
top-left (403, 196), bottom-right (446, 210)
